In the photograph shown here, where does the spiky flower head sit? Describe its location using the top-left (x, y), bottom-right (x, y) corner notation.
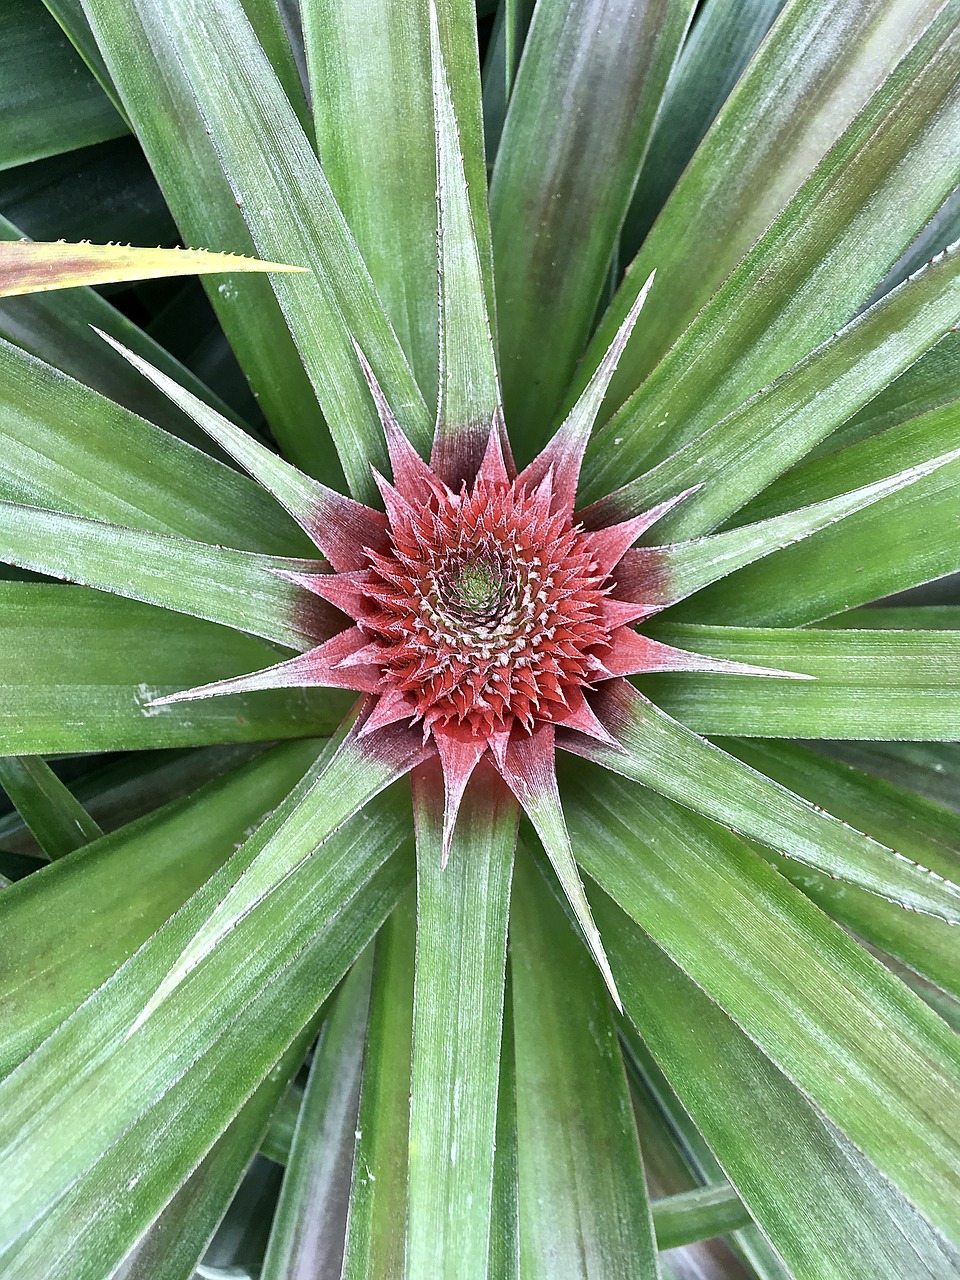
top-left (147, 286), bottom-right (803, 1003)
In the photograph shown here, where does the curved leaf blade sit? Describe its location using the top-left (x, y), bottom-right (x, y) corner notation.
top-left (593, 888), bottom-right (960, 1278)
top-left (559, 683), bottom-right (960, 924)
top-left (561, 770), bottom-right (960, 1252)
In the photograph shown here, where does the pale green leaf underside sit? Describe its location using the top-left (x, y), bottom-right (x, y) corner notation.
top-left (595, 891), bottom-right (960, 1278)
top-left (0, 500), bottom-right (322, 650)
top-left (563, 773), bottom-right (960, 1252)
top-left (561, 689), bottom-right (960, 925)
top-left (642, 623), bottom-right (960, 739)
top-left (407, 769), bottom-right (516, 1278)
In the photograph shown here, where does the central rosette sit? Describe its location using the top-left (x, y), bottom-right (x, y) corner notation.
top-left (360, 470), bottom-right (611, 740)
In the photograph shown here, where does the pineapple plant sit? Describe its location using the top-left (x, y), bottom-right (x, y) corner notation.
top-left (0, 0), bottom-right (959, 1276)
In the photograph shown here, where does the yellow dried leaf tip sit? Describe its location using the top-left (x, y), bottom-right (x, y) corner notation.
top-left (0, 240), bottom-right (309, 298)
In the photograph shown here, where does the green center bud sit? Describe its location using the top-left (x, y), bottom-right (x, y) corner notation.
top-left (455, 559), bottom-right (500, 612)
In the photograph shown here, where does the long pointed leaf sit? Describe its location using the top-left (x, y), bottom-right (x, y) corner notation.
top-left (594, 890), bottom-right (960, 1278)
top-left (511, 852), bottom-right (660, 1280)
top-left (0, 586), bottom-right (348, 755)
top-left (559, 683), bottom-right (960, 924)
top-left (407, 763), bottom-right (516, 1278)
top-left (430, 1), bottom-right (502, 481)
top-left (573, 0), bottom-right (950, 434)
top-left (78, 3), bottom-right (338, 479)
top-left (126, 710), bottom-right (427, 1038)
top-left (84, 0), bottom-right (432, 498)
top-left (303, 0), bottom-right (491, 410)
top-left (560, 770), bottom-right (960, 1251)
top-left (723, 738), bottom-right (960, 1000)
top-left (0, 501), bottom-right (325, 649)
top-left (585, 238), bottom-right (960, 531)
top-left (0, 788), bottom-right (412, 1274)
top-left (261, 952), bottom-right (373, 1279)
top-left (0, 335), bottom-right (309, 554)
top-left (341, 894), bottom-right (416, 1280)
top-left (641, 622), bottom-right (960, 739)
top-left (0, 739), bottom-right (324, 1077)
top-left (490, 0), bottom-right (695, 447)
top-left (0, 240), bottom-right (306, 299)
top-left (636, 446), bottom-right (960, 613)
top-left (0, 214), bottom-right (263, 459)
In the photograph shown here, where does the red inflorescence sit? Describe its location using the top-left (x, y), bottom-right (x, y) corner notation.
top-left (358, 462), bottom-right (611, 743)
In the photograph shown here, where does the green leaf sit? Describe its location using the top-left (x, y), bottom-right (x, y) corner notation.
top-left (94, 330), bottom-right (343, 535)
top-left (810, 331), bottom-right (960, 460)
top-left (818, 741), bottom-right (960, 814)
top-left (0, 333), bottom-right (310, 555)
top-left (622, 1029), bottom-right (790, 1277)
top-left (480, 0), bottom-right (535, 165)
top-left (0, 239), bottom-right (307, 299)
top-left (510, 852), bottom-right (660, 1280)
top-left (261, 952), bottom-right (373, 1279)
top-left (573, 0), bottom-right (949, 430)
top-left (489, 0), bottom-right (695, 448)
top-left (430, 1), bottom-right (502, 477)
top-left (0, 756), bottom-right (101, 860)
top-left (561, 770), bottom-right (960, 1253)
top-left (0, 0), bottom-right (126, 170)
top-left (634, 445), bottom-right (960, 612)
top-left (304, 0), bottom-right (491, 410)
top-left (112, 1028), bottom-right (318, 1280)
top-left (650, 1185), bottom-right (751, 1253)
top-left (84, 0), bottom-right (432, 498)
top-left (618, 0), bottom-right (786, 262)
top-left (237, 0), bottom-right (313, 138)
top-left (0, 745), bottom-right (276, 856)
top-left (0, 215), bottom-right (266, 460)
top-left (686, 402), bottom-right (960, 625)
top-left (581, 1), bottom-right (960, 487)
top-left (640, 622), bottom-right (960, 739)
top-left (341, 894), bottom-right (416, 1280)
top-left (0, 586), bottom-right (349, 754)
top-left (40, 0), bottom-right (126, 115)
top-left (720, 738), bottom-right (960, 1001)
top-left (407, 766), bottom-right (516, 1279)
top-left (593, 890), bottom-right (960, 1277)
top-left (78, 0), bottom-right (339, 479)
top-left (583, 238), bottom-right (960, 532)
top-left (0, 501), bottom-right (324, 648)
top-left (560, 686), bottom-right (960, 923)
top-left (734, 396), bottom-right (960, 528)
top-left (125, 712), bottom-right (425, 1039)
top-left (0, 785), bottom-right (412, 1276)
top-left (487, 981), bottom-right (519, 1280)
top-left (820, 606), bottom-right (960, 630)
top-left (0, 739), bottom-right (324, 1076)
